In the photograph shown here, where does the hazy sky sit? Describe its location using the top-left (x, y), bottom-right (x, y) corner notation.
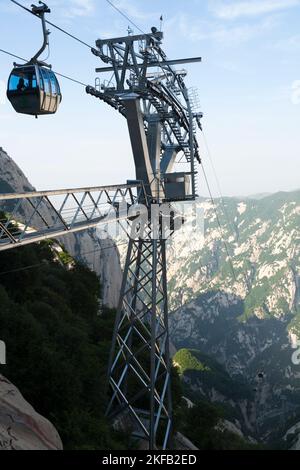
top-left (0, 0), bottom-right (299, 197)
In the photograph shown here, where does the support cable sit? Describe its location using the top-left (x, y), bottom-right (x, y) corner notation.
top-left (201, 127), bottom-right (253, 291)
top-left (10, 0), bottom-right (94, 49)
top-left (105, 0), bottom-right (145, 35)
top-left (0, 48), bottom-right (88, 87)
top-left (201, 163), bottom-right (237, 283)
top-left (202, 129), bottom-right (239, 240)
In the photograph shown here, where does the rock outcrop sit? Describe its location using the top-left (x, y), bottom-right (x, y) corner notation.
top-left (167, 192), bottom-right (300, 315)
top-left (0, 374), bottom-right (62, 450)
top-left (174, 432), bottom-right (198, 450)
top-left (0, 146), bottom-right (122, 308)
top-left (284, 422), bottom-right (300, 450)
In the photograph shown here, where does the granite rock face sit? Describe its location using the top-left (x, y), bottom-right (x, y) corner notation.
top-left (0, 374), bottom-right (62, 450)
top-left (168, 191), bottom-right (300, 443)
top-left (0, 146), bottom-right (122, 308)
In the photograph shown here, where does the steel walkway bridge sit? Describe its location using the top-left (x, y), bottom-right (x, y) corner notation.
top-left (0, 183), bottom-right (144, 250)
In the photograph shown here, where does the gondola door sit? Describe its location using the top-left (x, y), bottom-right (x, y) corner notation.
top-left (40, 67), bottom-right (51, 112)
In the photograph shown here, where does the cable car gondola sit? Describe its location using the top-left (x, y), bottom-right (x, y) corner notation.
top-left (6, 2), bottom-right (62, 117)
top-left (7, 64), bottom-right (61, 116)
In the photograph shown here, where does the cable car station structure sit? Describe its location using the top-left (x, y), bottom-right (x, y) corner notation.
top-left (1, 2), bottom-right (202, 449)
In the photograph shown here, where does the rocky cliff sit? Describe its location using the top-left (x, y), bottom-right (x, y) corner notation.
top-left (0, 374), bottom-right (62, 450)
top-left (0, 146), bottom-right (122, 308)
top-left (168, 191), bottom-right (300, 444)
top-left (168, 191), bottom-right (300, 315)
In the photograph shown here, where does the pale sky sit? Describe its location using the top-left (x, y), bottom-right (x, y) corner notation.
top-left (0, 0), bottom-right (299, 197)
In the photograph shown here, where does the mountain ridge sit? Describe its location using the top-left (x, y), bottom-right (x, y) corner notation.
top-left (169, 189), bottom-right (300, 444)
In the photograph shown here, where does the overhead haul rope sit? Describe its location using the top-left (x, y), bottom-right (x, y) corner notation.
top-left (10, 0), bottom-right (94, 50)
top-left (105, 0), bottom-right (146, 35)
top-left (7, 0), bottom-right (153, 90)
top-left (201, 162), bottom-right (237, 283)
top-left (0, 48), bottom-right (88, 87)
top-left (9, 0), bottom-right (154, 53)
top-left (200, 132), bottom-right (254, 291)
top-left (201, 130), bottom-right (239, 240)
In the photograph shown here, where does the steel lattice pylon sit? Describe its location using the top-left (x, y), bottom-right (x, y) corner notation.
top-left (86, 27), bottom-right (202, 449)
top-left (107, 223), bottom-right (172, 449)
